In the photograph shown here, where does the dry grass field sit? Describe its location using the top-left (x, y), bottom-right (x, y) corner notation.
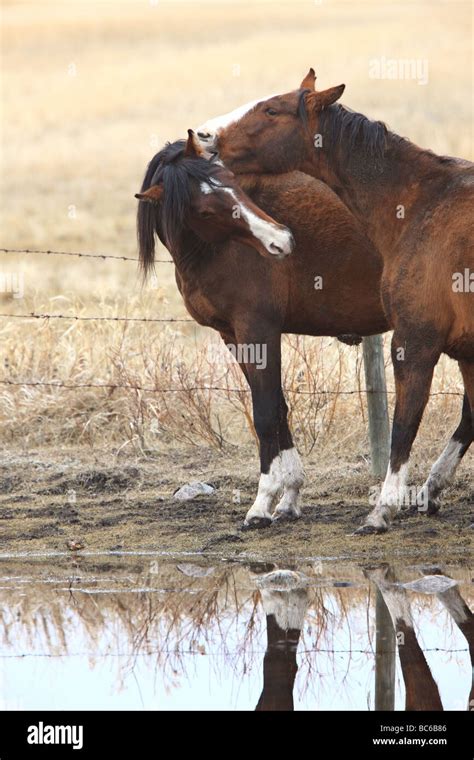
top-left (0, 1), bottom-right (472, 554)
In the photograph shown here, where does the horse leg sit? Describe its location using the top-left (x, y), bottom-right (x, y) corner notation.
top-left (417, 367), bottom-right (473, 513)
top-left (356, 333), bottom-right (440, 534)
top-left (365, 565), bottom-right (443, 710)
top-left (271, 388), bottom-right (305, 522)
top-left (228, 328), bottom-right (303, 529)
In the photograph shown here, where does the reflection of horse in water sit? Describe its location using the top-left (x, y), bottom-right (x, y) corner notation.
top-left (254, 570), bottom-right (309, 711)
top-left (255, 566), bottom-right (473, 711)
top-left (367, 565), bottom-right (474, 711)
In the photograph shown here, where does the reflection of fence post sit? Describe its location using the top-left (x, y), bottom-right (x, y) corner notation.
top-left (362, 335), bottom-right (390, 478)
top-left (375, 587), bottom-right (396, 711)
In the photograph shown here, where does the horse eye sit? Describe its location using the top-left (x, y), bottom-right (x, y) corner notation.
top-left (265, 107), bottom-right (278, 116)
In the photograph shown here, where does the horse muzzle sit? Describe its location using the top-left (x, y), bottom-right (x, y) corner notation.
top-left (265, 227), bottom-right (295, 259)
top-left (196, 130), bottom-right (217, 151)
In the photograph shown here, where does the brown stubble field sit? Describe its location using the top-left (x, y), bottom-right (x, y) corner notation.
top-left (0, 0), bottom-right (472, 558)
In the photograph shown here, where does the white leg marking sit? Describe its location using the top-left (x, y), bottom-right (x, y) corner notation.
top-left (257, 569), bottom-right (309, 630)
top-left (260, 588), bottom-right (308, 631)
top-left (418, 439), bottom-right (463, 507)
top-left (245, 447), bottom-right (304, 525)
top-left (272, 449), bottom-right (305, 520)
top-left (362, 463), bottom-right (409, 531)
top-left (435, 586), bottom-right (469, 624)
top-left (380, 463), bottom-right (409, 506)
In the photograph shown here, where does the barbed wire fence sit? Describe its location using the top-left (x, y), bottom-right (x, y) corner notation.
top-left (0, 245), bottom-right (463, 396)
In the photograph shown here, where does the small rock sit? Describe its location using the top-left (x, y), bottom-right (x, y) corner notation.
top-left (176, 563), bottom-right (215, 578)
top-left (173, 481), bottom-right (215, 501)
top-left (399, 575), bottom-right (458, 594)
top-left (66, 539), bottom-right (84, 552)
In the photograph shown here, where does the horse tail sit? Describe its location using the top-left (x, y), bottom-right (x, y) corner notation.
top-left (136, 153), bottom-right (162, 280)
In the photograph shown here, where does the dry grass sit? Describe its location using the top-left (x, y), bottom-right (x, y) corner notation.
top-left (0, 306), bottom-right (466, 467)
top-left (0, 0), bottom-right (471, 459)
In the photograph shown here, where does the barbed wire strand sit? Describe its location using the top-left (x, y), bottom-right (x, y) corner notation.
top-left (0, 246), bottom-right (464, 398)
top-left (0, 378), bottom-right (463, 397)
top-left (0, 312), bottom-right (193, 323)
top-left (0, 246), bottom-right (172, 264)
top-left (0, 646), bottom-right (467, 659)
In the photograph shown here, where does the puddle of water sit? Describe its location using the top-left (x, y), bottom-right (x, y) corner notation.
top-left (0, 556), bottom-right (472, 711)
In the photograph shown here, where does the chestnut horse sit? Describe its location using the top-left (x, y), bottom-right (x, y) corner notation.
top-left (137, 131), bottom-right (388, 527)
top-left (197, 70), bottom-right (474, 533)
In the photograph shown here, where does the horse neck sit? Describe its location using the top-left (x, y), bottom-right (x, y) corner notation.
top-left (170, 228), bottom-right (213, 277)
top-left (313, 123), bottom-right (454, 257)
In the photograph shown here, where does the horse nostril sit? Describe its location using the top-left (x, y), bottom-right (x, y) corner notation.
top-left (197, 131), bottom-right (211, 139)
top-left (269, 242), bottom-right (284, 255)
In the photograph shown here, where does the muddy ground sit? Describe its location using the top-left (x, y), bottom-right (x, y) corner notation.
top-left (0, 445), bottom-right (472, 563)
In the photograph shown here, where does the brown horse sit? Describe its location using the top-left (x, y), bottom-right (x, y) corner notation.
top-left (137, 131), bottom-right (388, 527)
top-left (197, 70), bottom-right (474, 533)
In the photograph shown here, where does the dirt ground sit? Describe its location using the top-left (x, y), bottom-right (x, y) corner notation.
top-left (0, 445), bottom-right (472, 563)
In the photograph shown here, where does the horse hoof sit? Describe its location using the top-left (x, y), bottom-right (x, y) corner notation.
top-left (353, 523), bottom-right (388, 536)
top-left (241, 516), bottom-right (272, 531)
top-left (272, 510), bottom-right (300, 523)
top-left (427, 499), bottom-right (441, 516)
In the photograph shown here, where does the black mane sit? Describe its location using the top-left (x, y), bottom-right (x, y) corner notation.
top-left (306, 101), bottom-right (458, 175)
top-left (137, 140), bottom-right (222, 277)
top-left (319, 104), bottom-right (388, 173)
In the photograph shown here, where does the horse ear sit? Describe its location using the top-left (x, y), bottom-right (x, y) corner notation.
top-left (185, 128), bottom-right (206, 158)
top-left (300, 67), bottom-right (316, 91)
top-left (305, 84), bottom-right (345, 113)
top-left (317, 84), bottom-right (345, 108)
top-left (135, 185), bottom-right (164, 204)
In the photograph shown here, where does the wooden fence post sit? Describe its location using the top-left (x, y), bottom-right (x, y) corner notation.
top-left (374, 587), bottom-right (396, 711)
top-left (362, 335), bottom-right (390, 478)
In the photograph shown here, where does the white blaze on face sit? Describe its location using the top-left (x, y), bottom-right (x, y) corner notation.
top-left (196, 93), bottom-right (275, 147)
top-left (199, 180), bottom-right (293, 257)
